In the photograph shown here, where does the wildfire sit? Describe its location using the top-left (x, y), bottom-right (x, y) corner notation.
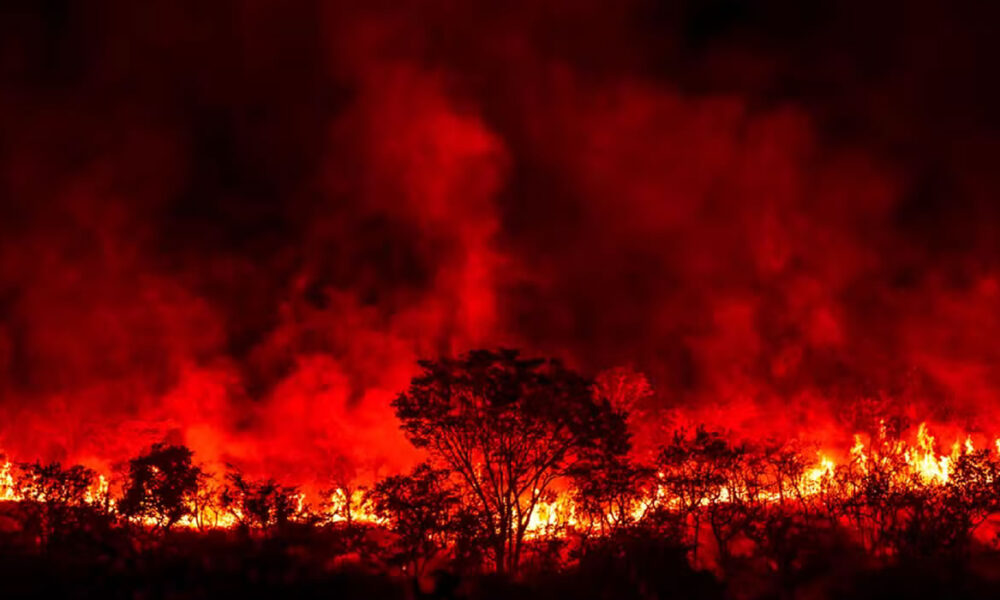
top-left (526, 492), bottom-right (578, 537)
top-left (805, 454), bottom-right (836, 487)
top-left (0, 459), bottom-right (17, 502)
top-left (1, 421), bottom-right (998, 537)
top-left (326, 487), bottom-right (384, 525)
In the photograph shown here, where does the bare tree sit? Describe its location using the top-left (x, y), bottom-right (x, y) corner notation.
top-left (322, 455), bottom-right (370, 531)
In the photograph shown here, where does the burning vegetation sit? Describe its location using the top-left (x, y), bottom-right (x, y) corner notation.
top-left (4, 350), bottom-right (1000, 598)
top-left (2, 0), bottom-right (1000, 598)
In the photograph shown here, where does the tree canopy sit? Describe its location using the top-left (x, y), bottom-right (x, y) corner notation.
top-left (118, 443), bottom-right (204, 530)
top-left (392, 348), bottom-right (629, 574)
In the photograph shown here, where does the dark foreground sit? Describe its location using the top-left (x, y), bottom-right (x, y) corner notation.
top-left (4, 530), bottom-right (1000, 600)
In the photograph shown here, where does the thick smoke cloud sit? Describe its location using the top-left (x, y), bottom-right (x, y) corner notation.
top-left (0, 0), bottom-right (998, 479)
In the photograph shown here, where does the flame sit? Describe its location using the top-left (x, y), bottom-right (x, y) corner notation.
top-left (526, 492), bottom-right (577, 537)
top-left (325, 487), bottom-right (383, 525)
top-left (0, 459), bottom-right (17, 502)
top-left (0, 421), bottom-right (996, 539)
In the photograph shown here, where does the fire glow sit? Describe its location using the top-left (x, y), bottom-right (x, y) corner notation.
top-left (3, 418), bottom-right (999, 546)
top-left (1, 3), bottom-right (999, 596)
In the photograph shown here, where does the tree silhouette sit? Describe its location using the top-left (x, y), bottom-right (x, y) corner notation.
top-left (392, 349), bottom-right (629, 574)
top-left (938, 448), bottom-right (1000, 559)
top-left (741, 442), bottom-right (835, 594)
top-left (322, 455), bottom-right (370, 534)
top-left (876, 448), bottom-right (1000, 561)
top-left (220, 471), bottom-right (301, 533)
top-left (118, 443), bottom-right (204, 531)
top-left (571, 454), bottom-right (654, 537)
top-left (368, 462), bottom-right (460, 577)
top-left (189, 472), bottom-right (224, 530)
top-left (655, 427), bottom-right (745, 566)
top-left (15, 461), bottom-right (95, 547)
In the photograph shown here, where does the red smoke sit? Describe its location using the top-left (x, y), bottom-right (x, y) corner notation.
top-left (0, 0), bottom-right (998, 484)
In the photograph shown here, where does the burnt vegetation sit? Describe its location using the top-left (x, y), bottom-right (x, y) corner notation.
top-left (3, 351), bottom-right (1000, 599)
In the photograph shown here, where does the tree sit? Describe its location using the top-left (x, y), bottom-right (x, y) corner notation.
top-left (220, 471), bottom-right (301, 533)
top-left (876, 448), bottom-right (1000, 562)
top-left (593, 366), bottom-right (653, 417)
top-left (118, 443), bottom-right (204, 531)
top-left (322, 455), bottom-right (370, 532)
top-left (15, 462), bottom-right (95, 547)
top-left (324, 483), bottom-right (370, 529)
top-left (593, 366), bottom-right (663, 462)
top-left (655, 427), bottom-right (746, 566)
top-left (368, 462), bottom-right (460, 576)
top-left (570, 454), bottom-right (655, 537)
top-left (740, 441), bottom-right (837, 595)
top-left (392, 349), bottom-right (629, 574)
top-left (938, 448), bottom-right (1000, 558)
top-left (190, 472), bottom-right (224, 530)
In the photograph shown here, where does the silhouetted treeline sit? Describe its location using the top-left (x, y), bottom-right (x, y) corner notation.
top-left (4, 350), bottom-right (1000, 599)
